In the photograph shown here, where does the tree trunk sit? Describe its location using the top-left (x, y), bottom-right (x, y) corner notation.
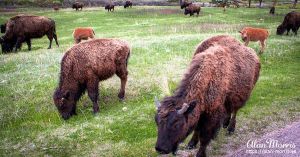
top-left (292, 0), bottom-right (298, 8)
top-left (179, 0), bottom-right (182, 5)
top-left (259, 0), bottom-right (262, 8)
top-left (248, 0), bottom-right (251, 8)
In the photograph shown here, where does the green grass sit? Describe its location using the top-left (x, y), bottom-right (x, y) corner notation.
top-left (0, 6), bottom-right (300, 157)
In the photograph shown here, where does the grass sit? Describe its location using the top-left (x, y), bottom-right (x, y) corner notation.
top-left (0, 6), bottom-right (300, 157)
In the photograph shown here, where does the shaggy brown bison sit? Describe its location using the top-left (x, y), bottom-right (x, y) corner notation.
top-left (53, 39), bottom-right (130, 120)
top-left (239, 27), bottom-right (269, 54)
top-left (73, 27), bottom-right (95, 44)
top-left (124, 1), bottom-right (133, 8)
top-left (0, 15), bottom-right (59, 52)
top-left (277, 11), bottom-right (300, 35)
top-left (181, 0), bottom-right (192, 9)
top-left (184, 4), bottom-right (201, 16)
top-left (72, 2), bottom-right (83, 11)
top-left (155, 35), bottom-right (260, 157)
top-left (105, 4), bottom-right (115, 12)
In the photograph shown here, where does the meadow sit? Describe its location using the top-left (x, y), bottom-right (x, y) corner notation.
top-left (0, 6), bottom-right (299, 157)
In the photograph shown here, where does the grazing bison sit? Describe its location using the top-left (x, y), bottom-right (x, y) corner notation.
top-left (105, 4), bottom-right (115, 12)
top-left (124, 0), bottom-right (133, 8)
top-left (155, 35), bottom-right (260, 157)
top-left (181, 0), bottom-right (192, 9)
top-left (73, 27), bottom-right (95, 44)
top-left (239, 27), bottom-right (269, 54)
top-left (53, 39), bottom-right (130, 120)
top-left (72, 2), bottom-right (83, 11)
top-left (269, 6), bottom-right (275, 15)
top-left (184, 4), bottom-right (201, 16)
top-left (277, 11), bottom-right (300, 36)
top-left (0, 15), bottom-right (59, 52)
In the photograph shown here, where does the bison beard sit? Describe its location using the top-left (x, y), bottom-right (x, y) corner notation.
top-left (53, 39), bottom-right (130, 120)
top-left (155, 35), bottom-right (260, 157)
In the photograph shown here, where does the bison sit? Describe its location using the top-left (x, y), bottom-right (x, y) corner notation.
top-left (124, 1), bottom-right (133, 8)
top-left (0, 15), bottom-right (59, 52)
top-left (105, 4), bottom-right (115, 12)
top-left (53, 39), bottom-right (130, 120)
top-left (269, 6), bottom-right (275, 15)
top-left (72, 2), bottom-right (83, 11)
top-left (155, 35), bottom-right (260, 157)
top-left (73, 27), bottom-right (95, 44)
top-left (239, 27), bottom-right (269, 54)
top-left (277, 11), bottom-right (300, 36)
top-left (181, 0), bottom-right (192, 9)
top-left (184, 4), bottom-right (201, 16)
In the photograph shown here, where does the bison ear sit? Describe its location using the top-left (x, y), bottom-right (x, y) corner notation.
top-left (177, 100), bottom-right (198, 115)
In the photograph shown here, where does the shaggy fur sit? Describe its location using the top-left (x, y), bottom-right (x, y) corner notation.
top-left (184, 4), bottom-right (201, 16)
top-left (277, 11), bottom-right (300, 35)
top-left (73, 27), bottom-right (95, 44)
top-left (72, 2), bottom-right (83, 11)
top-left (53, 39), bottom-right (130, 120)
top-left (0, 15), bottom-right (59, 52)
top-left (239, 27), bottom-right (269, 54)
top-left (105, 4), bottom-right (115, 12)
top-left (181, 1), bottom-right (192, 9)
top-left (124, 1), bottom-right (133, 8)
top-left (155, 35), bottom-right (260, 157)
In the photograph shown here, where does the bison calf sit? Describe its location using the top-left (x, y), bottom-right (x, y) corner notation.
top-left (73, 27), bottom-right (95, 44)
top-left (155, 35), bottom-right (260, 157)
top-left (239, 27), bottom-right (269, 54)
top-left (184, 4), bottom-right (201, 16)
top-left (277, 11), bottom-right (300, 36)
top-left (53, 39), bottom-right (130, 120)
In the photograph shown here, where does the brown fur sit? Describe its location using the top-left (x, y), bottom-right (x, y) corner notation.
top-left (181, 0), bottom-right (192, 9)
top-left (277, 11), bottom-right (300, 36)
top-left (124, 0), bottom-right (133, 8)
top-left (0, 14), bottom-right (59, 52)
top-left (72, 2), bottom-right (83, 11)
top-left (105, 4), bottom-right (115, 12)
top-left (155, 35), bottom-right (260, 157)
top-left (239, 27), bottom-right (269, 54)
top-left (72, 27), bottom-right (95, 44)
top-left (184, 4), bottom-right (201, 16)
top-left (53, 39), bottom-right (130, 120)
top-left (53, 6), bottom-right (59, 11)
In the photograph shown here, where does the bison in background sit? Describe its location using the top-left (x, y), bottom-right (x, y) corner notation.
top-left (105, 4), bottom-right (115, 12)
top-left (155, 35), bottom-right (260, 157)
top-left (72, 2), bottom-right (84, 11)
top-left (73, 27), bottom-right (95, 44)
top-left (53, 39), bottom-right (130, 120)
top-left (184, 4), bottom-right (201, 16)
top-left (124, 1), bottom-right (133, 8)
top-left (0, 15), bottom-right (59, 52)
top-left (277, 11), bottom-right (300, 36)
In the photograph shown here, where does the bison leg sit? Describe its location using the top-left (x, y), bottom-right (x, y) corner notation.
top-left (87, 78), bottom-right (100, 113)
top-left (292, 27), bottom-right (298, 35)
top-left (286, 28), bottom-right (290, 35)
top-left (53, 33), bottom-right (59, 47)
top-left (26, 39), bottom-right (31, 51)
top-left (227, 110), bottom-right (237, 134)
top-left (259, 40), bottom-right (266, 54)
top-left (14, 37), bottom-right (24, 52)
top-left (47, 33), bottom-right (54, 49)
top-left (244, 39), bottom-right (250, 46)
top-left (116, 64), bottom-right (128, 100)
top-left (187, 130), bottom-right (200, 149)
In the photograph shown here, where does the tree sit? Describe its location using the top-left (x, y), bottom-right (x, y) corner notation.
top-left (259, 0), bottom-right (262, 8)
top-left (248, 0), bottom-right (251, 8)
top-left (292, 0), bottom-right (298, 8)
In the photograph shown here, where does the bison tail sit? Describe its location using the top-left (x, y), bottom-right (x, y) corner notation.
top-left (126, 51), bottom-right (130, 67)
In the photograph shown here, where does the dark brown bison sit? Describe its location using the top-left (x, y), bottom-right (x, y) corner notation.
top-left (184, 4), bottom-right (201, 16)
top-left (105, 4), bottom-right (115, 12)
top-left (72, 2), bottom-right (83, 11)
top-left (124, 0), bottom-right (133, 8)
top-left (1, 37), bottom-right (22, 53)
top-left (269, 6), bottom-right (275, 15)
top-left (0, 15), bottom-right (59, 52)
top-left (181, 0), bottom-right (192, 9)
top-left (277, 11), bottom-right (300, 35)
top-left (53, 39), bottom-right (130, 120)
top-left (155, 35), bottom-right (260, 157)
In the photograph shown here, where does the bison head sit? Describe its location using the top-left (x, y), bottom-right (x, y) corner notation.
top-left (155, 98), bottom-right (197, 154)
top-left (276, 24), bottom-right (285, 35)
top-left (238, 31), bottom-right (248, 42)
top-left (1, 23), bottom-right (6, 33)
top-left (53, 89), bottom-right (76, 120)
top-left (184, 8), bottom-right (191, 15)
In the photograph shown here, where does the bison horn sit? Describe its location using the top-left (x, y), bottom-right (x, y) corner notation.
top-left (154, 96), bottom-right (161, 109)
top-left (177, 103), bottom-right (189, 114)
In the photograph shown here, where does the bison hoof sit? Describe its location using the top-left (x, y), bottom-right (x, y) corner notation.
top-left (227, 129), bottom-right (235, 136)
top-left (187, 142), bottom-right (197, 149)
top-left (118, 93), bottom-right (125, 100)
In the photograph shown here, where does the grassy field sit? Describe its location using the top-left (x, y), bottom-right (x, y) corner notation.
top-left (0, 6), bottom-right (299, 157)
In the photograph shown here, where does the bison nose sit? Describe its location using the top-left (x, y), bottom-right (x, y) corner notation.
top-left (155, 146), bottom-right (169, 154)
top-left (62, 114), bottom-right (71, 120)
